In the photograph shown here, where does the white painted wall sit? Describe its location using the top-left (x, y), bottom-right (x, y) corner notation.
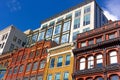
top-left (0, 26), bottom-right (26, 55)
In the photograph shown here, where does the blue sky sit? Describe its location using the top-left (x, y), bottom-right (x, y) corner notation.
top-left (0, 0), bottom-right (119, 31)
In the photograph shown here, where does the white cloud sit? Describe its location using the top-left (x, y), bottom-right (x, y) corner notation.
top-left (103, 9), bottom-right (118, 21)
top-left (104, 0), bottom-right (120, 20)
top-left (7, 0), bottom-right (21, 12)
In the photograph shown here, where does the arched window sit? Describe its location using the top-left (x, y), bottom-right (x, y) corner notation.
top-left (19, 65), bottom-right (24, 73)
top-left (40, 60), bottom-right (46, 69)
top-left (109, 51), bottom-right (118, 64)
top-left (110, 75), bottom-right (119, 80)
top-left (95, 77), bottom-right (103, 80)
top-left (96, 54), bottom-right (103, 67)
top-left (88, 56), bottom-right (94, 69)
top-left (80, 58), bottom-right (86, 70)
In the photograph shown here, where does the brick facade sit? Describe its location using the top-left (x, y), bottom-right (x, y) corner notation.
top-left (73, 21), bottom-right (120, 80)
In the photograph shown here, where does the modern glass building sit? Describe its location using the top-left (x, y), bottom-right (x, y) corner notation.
top-left (25, 0), bottom-right (108, 46)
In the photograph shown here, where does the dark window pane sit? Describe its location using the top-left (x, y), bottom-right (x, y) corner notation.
top-left (50, 58), bottom-right (55, 68)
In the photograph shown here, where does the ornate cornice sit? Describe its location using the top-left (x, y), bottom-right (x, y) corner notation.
top-left (77, 21), bottom-right (120, 41)
top-left (73, 37), bottom-right (120, 54)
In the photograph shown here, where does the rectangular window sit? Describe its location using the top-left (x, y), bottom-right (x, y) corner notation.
top-left (13, 36), bottom-right (17, 42)
top-left (57, 56), bottom-right (63, 67)
top-left (75, 10), bottom-right (81, 18)
top-left (9, 44), bottom-right (14, 51)
top-left (65, 55), bottom-right (70, 65)
top-left (55, 73), bottom-right (60, 80)
top-left (46, 28), bottom-right (53, 38)
top-left (29, 52), bottom-right (34, 58)
top-left (17, 55), bottom-right (21, 61)
top-left (83, 27), bottom-right (90, 32)
top-left (73, 31), bottom-right (79, 41)
top-left (39, 31), bottom-right (45, 41)
top-left (53, 37), bottom-right (60, 44)
top-left (84, 6), bottom-right (91, 14)
top-left (83, 14), bottom-right (90, 26)
top-left (22, 54), bottom-right (27, 60)
top-left (31, 76), bottom-right (35, 80)
top-left (63, 21), bottom-right (70, 32)
top-left (109, 33), bottom-right (115, 39)
top-left (42, 24), bottom-right (47, 29)
top-left (61, 34), bottom-right (69, 44)
top-left (63, 72), bottom-right (69, 80)
top-left (81, 42), bottom-right (86, 47)
top-left (50, 58), bottom-right (55, 68)
top-left (32, 33), bottom-right (38, 43)
top-left (47, 74), bottom-right (52, 80)
top-left (50, 21), bottom-right (55, 26)
top-left (40, 60), bottom-right (46, 69)
top-left (17, 39), bottom-right (22, 45)
top-left (32, 62), bottom-right (38, 70)
top-left (54, 25), bottom-right (62, 35)
top-left (88, 39), bottom-right (94, 45)
top-left (1, 43), bottom-right (5, 49)
top-left (37, 75), bottom-right (43, 80)
top-left (96, 37), bottom-right (102, 43)
top-left (5, 33), bottom-right (8, 39)
top-left (19, 65), bottom-right (24, 73)
top-left (8, 68), bottom-right (12, 75)
top-left (97, 59), bottom-right (103, 67)
top-left (14, 67), bottom-right (18, 73)
top-left (26, 63), bottom-right (31, 72)
top-left (57, 17), bottom-right (63, 22)
top-left (42, 48), bottom-right (47, 54)
top-left (74, 18), bottom-right (80, 29)
top-left (36, 50), bottom-right (40, 56)
top-left (1, 33), bottom-right (8, 41)
top-left (66, 14), bottom-right (72, 18)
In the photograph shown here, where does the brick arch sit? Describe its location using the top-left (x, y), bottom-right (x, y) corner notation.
top-left (94, 52), bottom-right (103, 57)
top-left (86, 54), bottom-right (94, 58)
top-left (106, 48), bottom-right (118, 53)
top-left (108, 74), bottom-right (120, 80)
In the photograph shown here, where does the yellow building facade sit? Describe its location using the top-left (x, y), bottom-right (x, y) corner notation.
top-left (44, 43), bottom-right (74, 80)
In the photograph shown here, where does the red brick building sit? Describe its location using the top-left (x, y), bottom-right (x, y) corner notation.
top-left (0, 52), bottom-right (12, 80)
top-left (73, 21), bottom-right (120, 80)
top-left (0, 53), bottom-right (12, 69)
top-left (5, 40), bottom-right (57, 80)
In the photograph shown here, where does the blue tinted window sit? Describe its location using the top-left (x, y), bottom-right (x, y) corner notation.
top-left (50, 58), bottom-right (55, 68)
top-left (65, 55), bottom-right (70, 65)
top-left (54, 25), bottom-right (62, 35)
top-left (74, 18), bottom-right (80, 29)
top-left (57, 56), bottom-right (63, 67)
